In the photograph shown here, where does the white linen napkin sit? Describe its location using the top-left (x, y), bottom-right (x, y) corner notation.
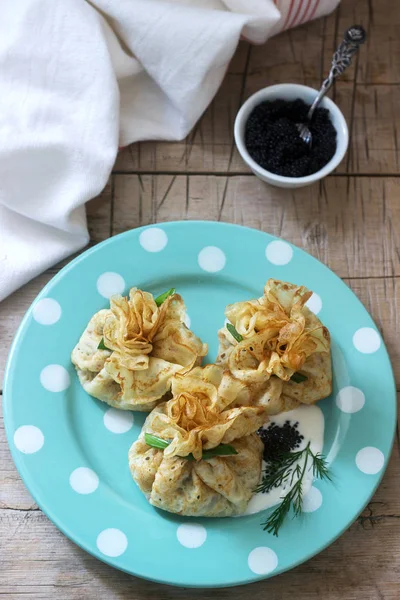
top-left (0, 0), bottom-right (339, 302)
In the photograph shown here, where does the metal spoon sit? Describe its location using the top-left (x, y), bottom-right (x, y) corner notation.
top-left (297, 25), bottom-right (367, 147)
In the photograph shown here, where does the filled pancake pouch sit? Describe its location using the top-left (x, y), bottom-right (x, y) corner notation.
top-left (129, 365), bottom-right (266, 517)
top-left (71, 287), bottom-right (207, 411)
top-left (216, 279), bottom-right (332, 411)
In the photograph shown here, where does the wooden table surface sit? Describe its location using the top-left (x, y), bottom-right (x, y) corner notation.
top-left (1, 0), bottom-right (399, 597)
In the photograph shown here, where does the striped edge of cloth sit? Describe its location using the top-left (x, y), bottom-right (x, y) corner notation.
top-left (279, 0), bottom-right (322, 31)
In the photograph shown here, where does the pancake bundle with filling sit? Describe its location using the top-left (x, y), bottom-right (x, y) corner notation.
top-left (72, 288), bottom-right (207, 412)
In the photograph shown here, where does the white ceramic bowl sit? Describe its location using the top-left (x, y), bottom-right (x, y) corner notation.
top-left (234, 83), bottom-right (349, 188)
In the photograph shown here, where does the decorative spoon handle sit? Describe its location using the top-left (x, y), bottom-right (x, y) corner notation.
top-left (307, 25), bottom-right (367, 121)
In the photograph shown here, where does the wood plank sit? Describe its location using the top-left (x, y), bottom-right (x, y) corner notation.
top-left (115, 69), bottom-right (400, 179)
top-left (112, 174), bottom-right (400, 279)
top-left (0, 507), bottom-right (399, 598)
top-left (331, 0), bottom-right (400, 85)
top-left (347, 85), bottom-right (400, 174)
top-left (245, 17), bottom-right (330, 94)
top-left (0, 401), bottom-right (38, 511)
top-left (228, 39), bottom-right (251, 74)
top-left (86, 179), bottom-right (113, 243)
top-left (0, 274), bottom-right (54, 386)
top-left (331, 85), bottom-right (400, 175)
top-left (217, 176), bottom-right (400, 279)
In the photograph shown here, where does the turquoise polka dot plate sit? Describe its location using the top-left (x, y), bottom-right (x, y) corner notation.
top-left (3, 221), bottom-right (396, 587)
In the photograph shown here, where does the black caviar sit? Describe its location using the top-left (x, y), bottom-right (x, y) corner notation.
top-left (258, 420), bottom-right (303, 462)
top-left (245, 98), bottom-right (337, 177)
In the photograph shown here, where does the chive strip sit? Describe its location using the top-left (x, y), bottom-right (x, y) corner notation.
top-left (154, 288), bottom-right (176, 306)
top-left (144, 433), bottom-right (238, 459)
top-left (290, 372), bottom-right (308, 383)
top-left (202, 444), bottom-right (238, 459)
top-left (97, 338), bottom-right (111, 351)
top-left (144, 433), bottom-right (170, 450)
top-left (226, 322), bottom-right (243, 342)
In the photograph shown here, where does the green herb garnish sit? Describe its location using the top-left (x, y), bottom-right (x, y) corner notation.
top-left (226, 323), bottom-right (243, 343)
top-left (256, 442), bottom-right (330, 537)
top-left (144, 433), bottom-right (238, 460)
top-left (202, 444), bottom-right (238, 460)
top-left (144, 433), bottom-right (170, 450)
top-left (97, 338), bottom-right (111, 351)
top-left (290, 372), bottom-right (308, 383)
top-left (154, 288), bottom-right (176, 306)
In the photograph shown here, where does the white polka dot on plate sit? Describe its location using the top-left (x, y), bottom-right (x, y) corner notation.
top-left (306, 292), bottom-right (322, 315)
top-left (184, 313), bottom-right (191, 328)
top-left (356, 447), bottom-right (384, 475)
top-left (96, 528), bottom-right (128, 557)
top-left (353, 327), bottom-right (381, 354)
top-left (177, 523), bottom-right (207, 548)
top-left (69, 467), bottom-right (99, 495)
top-left (97, 272), bottom-right (125, 299)
top-left (40, 364), bottom-right (70, 392)
top-left (14, 425), bottom-right (44, 454)
top-left (198, 246), bottom-right (226, 273)
top-left (336, 386), bottom-right (365, 414)
top-left (32, 298), bottom-right (62, 325)
top-left (248, 547), bottom-right (278, 575)
top-left (139, 227), bottom-right (168, 252)
top-left (103, 408), bottom-right (134, 434)
top-left (302, 486), bottom-right (322, 513)
top-left (265, 240), bottom-right (293, 266)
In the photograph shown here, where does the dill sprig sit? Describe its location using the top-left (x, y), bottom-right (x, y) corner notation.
top-left (257, 442), bottom-right (331, 537)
